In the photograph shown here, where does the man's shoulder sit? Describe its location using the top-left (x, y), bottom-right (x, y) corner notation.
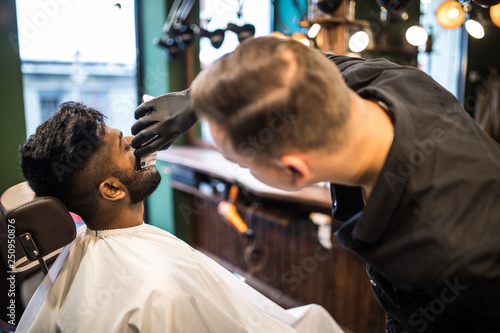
top-left (323, 53), bottom-right (405, 74)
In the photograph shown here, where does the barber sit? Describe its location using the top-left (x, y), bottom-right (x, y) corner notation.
top-left (132, 37), bottom-right (500, 332)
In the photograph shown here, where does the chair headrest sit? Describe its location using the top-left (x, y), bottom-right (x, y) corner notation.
top-left (0, 182), bottom-right (76, 261)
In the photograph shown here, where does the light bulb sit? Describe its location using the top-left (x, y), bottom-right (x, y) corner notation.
top-left (292, 32), bottom-right (311, 46)
top-left (308, 23), bottom-right (322, 38)
top-left (436, 0), bottom-right (465, 29)
top-left (465, 19), bottom-right (485, 38)
top-left (405, 25), bottom-right (428, 46)
top-left (448, 8), bottom-right (460, 19)
top-left (348, 31), bottom-right (369, 52)
top-left (270, 31), bottom-right (287, 38)
top-left (491, 3), bottom-right (500, 27)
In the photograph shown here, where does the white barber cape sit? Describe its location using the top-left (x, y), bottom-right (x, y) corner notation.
top-left (17, 223), bottom-right (343, 333)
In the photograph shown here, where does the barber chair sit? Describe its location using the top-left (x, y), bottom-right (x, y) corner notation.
top-left (0, 182), bottom-right (76, 330)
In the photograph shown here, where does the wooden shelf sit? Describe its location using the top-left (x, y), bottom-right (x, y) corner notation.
top-left (300, 17), bottom-right (370, 28)
top-left (298, 0), bottom-right (418, 63)
top-left (297, 0), bottom-right (371, 55)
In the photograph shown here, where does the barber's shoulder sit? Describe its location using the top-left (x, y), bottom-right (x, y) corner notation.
top-left (323, 52), bottom-right (366, 71)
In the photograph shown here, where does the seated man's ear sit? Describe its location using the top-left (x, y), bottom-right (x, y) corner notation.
top-left (99, 177), bottom-right (126, 201)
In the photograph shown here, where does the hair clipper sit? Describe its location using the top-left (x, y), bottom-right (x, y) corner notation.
top-left (135, 151), bottom-right (157, 173)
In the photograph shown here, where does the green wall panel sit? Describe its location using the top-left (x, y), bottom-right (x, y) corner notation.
top-left (146, 160), bottom-right (175, 233)
top-left (137, 0), bottom-right (169, 98)
top-left (0, 0), bottom-right (27, 194)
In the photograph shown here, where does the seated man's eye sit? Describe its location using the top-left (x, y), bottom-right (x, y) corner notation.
top-left (125, 144), bottom-right (133, 151)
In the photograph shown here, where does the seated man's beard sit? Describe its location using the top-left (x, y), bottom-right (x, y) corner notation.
top-left (114, 168), bottom-right (162, 205)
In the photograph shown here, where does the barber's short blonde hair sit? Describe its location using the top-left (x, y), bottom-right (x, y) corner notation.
top-left (192, 36), bottom-right (350, 161)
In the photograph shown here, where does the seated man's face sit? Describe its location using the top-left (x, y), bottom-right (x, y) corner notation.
top-left (104, 126), bottom-right (161, 204)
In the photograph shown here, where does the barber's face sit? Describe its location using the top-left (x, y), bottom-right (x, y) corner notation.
top-left (105, 127), bottom-right (161, 204)
top-left (207, 121), bottom-right (301, 191)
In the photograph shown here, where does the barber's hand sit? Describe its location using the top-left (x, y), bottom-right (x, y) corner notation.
top-left (131, 89), bottom-right (198, 158)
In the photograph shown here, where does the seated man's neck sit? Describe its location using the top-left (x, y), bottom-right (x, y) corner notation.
top-left (85, 202), bottom-right (145, 230)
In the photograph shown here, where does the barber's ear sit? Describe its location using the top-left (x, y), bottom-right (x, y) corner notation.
top-left (280, 155), bottom-right (311, 188)
top-left (99, 177), bottom-right (126, 201)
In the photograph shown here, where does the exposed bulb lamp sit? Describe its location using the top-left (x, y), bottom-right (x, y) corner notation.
top-left (405, 25), bottom-right (429, 46)
top-left (465, 19), bottom-right (485, 38)
top-left (491, 3), bottom-right (500, 27)
top-left (270, 31), bottom-right (287, 38)
top-left (308, 23), bottom-right (322, 39)
top-left (291, 32), bottom-right (310, 46)
top-left (348, 31), bottom-right (369, 52)
top-left (436, 0), bottom-right (466, 29)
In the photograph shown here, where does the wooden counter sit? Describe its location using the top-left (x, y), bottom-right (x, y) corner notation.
top-left (158, 146), bottom-right (332, 209)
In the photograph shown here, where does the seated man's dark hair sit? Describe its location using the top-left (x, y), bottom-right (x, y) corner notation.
top-left (20, 101), bottom-right (109, 221)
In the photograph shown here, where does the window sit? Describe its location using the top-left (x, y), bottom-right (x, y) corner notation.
top-left (198, 0), bottom-right (272, 142)
top-left (15, 0), bottom-right (138, 136)
top-left (199, 0), bottom-right (272, 67)
top-left (39, 91), bottom-right (62, 121)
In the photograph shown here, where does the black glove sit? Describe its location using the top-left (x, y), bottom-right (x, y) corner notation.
top-left (131, 88), bottom-right (198, 158)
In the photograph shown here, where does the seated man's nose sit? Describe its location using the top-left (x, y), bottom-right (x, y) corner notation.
top-left (125, 136), bottom-right (135, 145)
